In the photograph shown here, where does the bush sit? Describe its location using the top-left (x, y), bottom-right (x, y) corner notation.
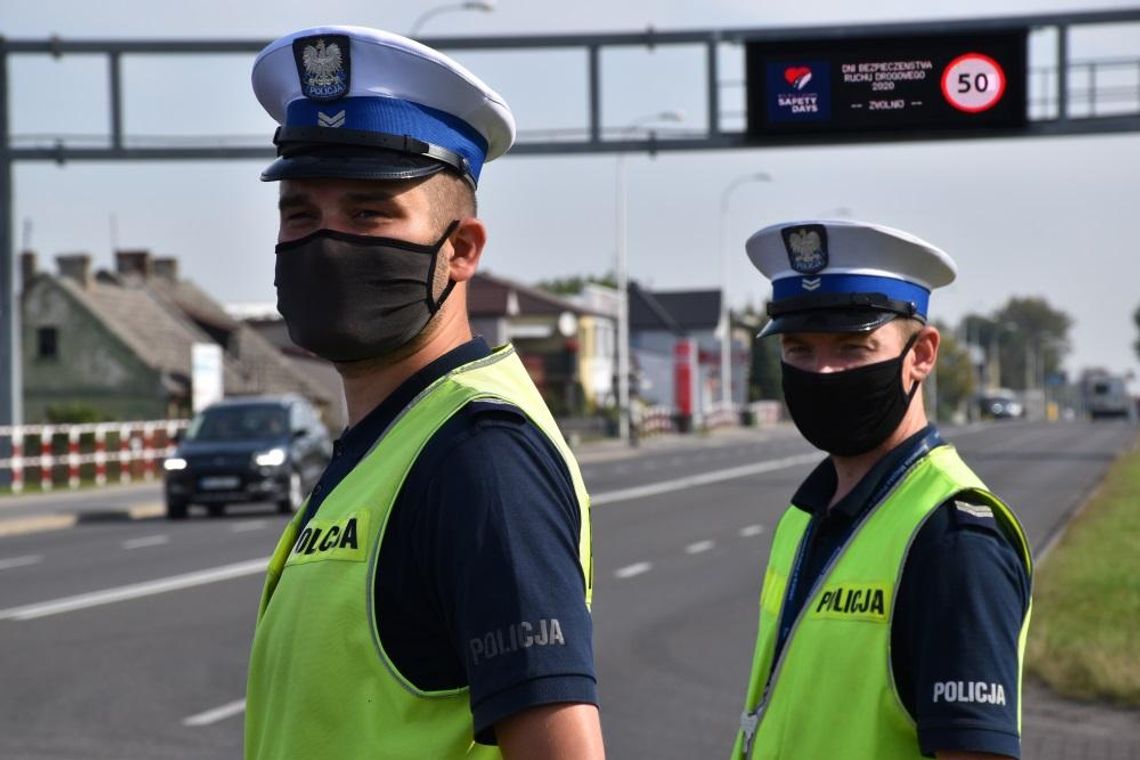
top-left (44, 403), bottom-right (108, 424)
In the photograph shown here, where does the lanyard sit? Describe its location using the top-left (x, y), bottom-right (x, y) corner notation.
top-left (774, 429), bottom-right (944, 659)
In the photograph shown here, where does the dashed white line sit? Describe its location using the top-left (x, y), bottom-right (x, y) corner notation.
top-left (0, 557), bottom-right (270, 622)
top-left (592, 453), bottom-right (820, 506)
top-left (231, 521), bottom-right (267, 533)
top-left (182, 698), bottom-right (246, 727)
top-left (614, 562), bottom-right (652, 579)
top-left (0, 554), bottom-right (43, 571)
top-left (122, 535), bottom-right (169, 550)
top-left (685, 540), bottom-right (715, 554)
top-left (739, 524), bottom-right (765, 538)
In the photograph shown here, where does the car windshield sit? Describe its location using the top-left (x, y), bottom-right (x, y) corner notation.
top-left (186, 404), bottom-right (288, 442)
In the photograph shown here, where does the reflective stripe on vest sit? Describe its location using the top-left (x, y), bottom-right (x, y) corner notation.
top-left (731, 445), bottom-right (1032, 760)
top-left (244, 345), bottom-right (593, 760)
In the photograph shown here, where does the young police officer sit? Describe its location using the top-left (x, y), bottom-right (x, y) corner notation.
top-left (243, 27), bottom-right (603, 759)
top-left (732, 221), bottom-right (1032, 759)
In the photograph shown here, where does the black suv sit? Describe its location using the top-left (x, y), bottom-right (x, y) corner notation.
top-left (163, 395), bottom-right (332, 519)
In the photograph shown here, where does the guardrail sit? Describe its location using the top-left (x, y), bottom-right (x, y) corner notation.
top-left (0, 420), bottom-right (189, 493)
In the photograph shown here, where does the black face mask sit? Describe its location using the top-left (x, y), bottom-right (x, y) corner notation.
top-left (274, 222), bottom-right (458, 363)
top-left (781, 333), bottom-right (921, 457)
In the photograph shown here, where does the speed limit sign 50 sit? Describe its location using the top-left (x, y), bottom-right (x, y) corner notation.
top-left (941, 52), bottom-right (1007, 113)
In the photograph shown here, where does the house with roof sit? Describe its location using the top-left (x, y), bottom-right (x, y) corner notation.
top-left (628, 283), bottom-right (751, 427)
top-left (468, 272), bottom-right (614, 417)
top-left (20, 250), bottom-right (331, 424)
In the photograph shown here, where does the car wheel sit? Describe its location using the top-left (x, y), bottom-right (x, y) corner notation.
top-left (277, 470), bottom-right (303, 514)
top-left (166, 499), bottom-right (189, 520)
top-left (207, 503), bottom-right (226, 518)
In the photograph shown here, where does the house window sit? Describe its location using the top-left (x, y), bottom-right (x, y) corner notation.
top-left (37, 327), bottom-right (59, 360)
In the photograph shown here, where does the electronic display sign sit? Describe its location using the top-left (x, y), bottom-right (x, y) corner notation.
top-left (745, 31), bottom-right (1028, 138)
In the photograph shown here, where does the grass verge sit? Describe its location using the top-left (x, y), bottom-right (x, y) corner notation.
top-left (1026, 437), bottom-right (1140, 705)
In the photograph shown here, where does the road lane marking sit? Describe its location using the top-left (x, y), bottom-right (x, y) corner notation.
top-left (685, 540), bottom-right (715, 555)
top-left (0, 557), bottom-right (270, 622)
top-left (183, 698), bottom-right (246, 727)
top-left (231, 521), bottom-right (267, 533)
top-left (592, 453), bottom-right (821, 506)
top-left (122, 534), bottom-right (169, 550)
top-left (739, 524), bottom-right (765, 538)
top-left (614, 562), bottom-right (652, 579)
top-left (0, 554), bottom-right (43, 571)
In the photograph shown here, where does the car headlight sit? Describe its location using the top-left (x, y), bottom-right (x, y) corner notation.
top-left (254, 448), bottom-right (288, 468)
top-left (163, 457), bottom-right (188, 471)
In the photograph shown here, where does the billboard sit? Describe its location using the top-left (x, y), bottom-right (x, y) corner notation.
top-left (745, 30), bottom-right (1028, 138)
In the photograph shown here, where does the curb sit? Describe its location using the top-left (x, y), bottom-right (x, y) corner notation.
top-left (0, 503), bottom-right (164, 538)
top-left (1034, 433), bottom-right (1139, 564)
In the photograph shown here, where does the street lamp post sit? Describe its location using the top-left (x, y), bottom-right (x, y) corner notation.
top-left (408, 1), bottom-right (495, 37)
top-left (614, 110), bottom-right (683, 444)
top-left (718, 172), bottom-right (772, 409)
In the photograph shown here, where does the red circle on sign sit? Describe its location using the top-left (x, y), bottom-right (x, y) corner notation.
top-left (941, 52), bottom-right (1007, 113)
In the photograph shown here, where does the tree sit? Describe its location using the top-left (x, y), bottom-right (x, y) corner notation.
top-left (992, 297), bottom-right (1072, 390)
top-left (535, 272), bottom-right (617, 296)
top-left (931, 322), bottom-right (974, 421)
top-left (1133, 304), bottom-right (1140, 362)
top-left (748, 307), bottom-right (783, 402)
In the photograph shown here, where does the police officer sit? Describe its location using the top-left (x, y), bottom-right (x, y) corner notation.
top-left (731, 220), bottom-right (1032, 759)
top-left (243, 27), bottom-right (604, 759)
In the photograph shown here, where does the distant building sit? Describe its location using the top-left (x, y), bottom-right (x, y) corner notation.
top-left (227, 302), bottom-right (348, 431)
top-left (567, 283), bottom-right (619, 411)
top-left (20, 250), bottom-right (331, 424)
top-left (628, 283), bottom-right (751, 425)
top-left (468, 272), bottom-right (612, 417)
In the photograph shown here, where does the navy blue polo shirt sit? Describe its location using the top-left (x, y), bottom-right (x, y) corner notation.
top-left (776, 426), bottom-right (1031, 758)
top-left (298, 337), bottom-right (596, 744)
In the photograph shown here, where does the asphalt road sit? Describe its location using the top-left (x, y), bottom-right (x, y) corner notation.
top-left (0, 420), bottom-right (1135, 760)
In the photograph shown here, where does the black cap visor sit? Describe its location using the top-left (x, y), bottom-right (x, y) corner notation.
top-left (262, 125), bottom-right (474, 186)
top-left (261, 149), bottom-right (448, 183)
top-left (758, 307), bottom-right (904, 338)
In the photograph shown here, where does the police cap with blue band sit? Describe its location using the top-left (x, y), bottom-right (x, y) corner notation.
top-left (746, 220), bottom-right (957, 337)
top-left (252, 25), bottom-right (515, 187)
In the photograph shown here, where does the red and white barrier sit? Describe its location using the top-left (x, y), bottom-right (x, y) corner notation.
top-left (638, 405), bottom-right (678, 436)
top-left (0, 420), bottom-right (189, 493)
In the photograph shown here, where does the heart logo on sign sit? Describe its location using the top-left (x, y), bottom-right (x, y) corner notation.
top-left (783, 66), bottom-right (813, 90)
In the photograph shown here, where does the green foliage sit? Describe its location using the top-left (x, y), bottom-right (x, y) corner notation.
top-left (536, 272), bottom-right (618, 296)
top-left (1027, 444), bottom-right (1140, 704)
top-left (44, 403), bottom-right (108, 424)
top-left (961, 297), bottom-right (1073, 391)
top-left (993, 297), bottom-right (1072, 390)
top-left (1133, 304), bottom-right (1140, 362)
top-left (749, 314), bottom-right (783, 402)
top-left (932, 323), bottom-right (975, 420)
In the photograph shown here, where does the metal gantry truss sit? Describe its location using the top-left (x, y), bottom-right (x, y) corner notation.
top-left (2, 7), bottom-right (1139, 425)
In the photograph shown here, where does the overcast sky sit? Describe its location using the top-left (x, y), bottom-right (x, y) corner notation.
top-left (4, 0), bottom-right (1139, 382)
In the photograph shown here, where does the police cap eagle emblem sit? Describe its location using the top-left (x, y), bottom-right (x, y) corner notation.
top-left (292, 34), bottom-right (351, 101)
top-left (781, 224), bottom-right (829, 274)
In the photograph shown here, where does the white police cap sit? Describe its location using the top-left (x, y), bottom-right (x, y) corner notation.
top-left (252, 25), bottom-right (516, 187)
top-left (746, 219), bottom-right (957, 337)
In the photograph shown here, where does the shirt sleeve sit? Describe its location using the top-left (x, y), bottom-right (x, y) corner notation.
top-left (423, 407), bottom-right (597, 745)
top-left (895, 497), bottom-right (1031, 758)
